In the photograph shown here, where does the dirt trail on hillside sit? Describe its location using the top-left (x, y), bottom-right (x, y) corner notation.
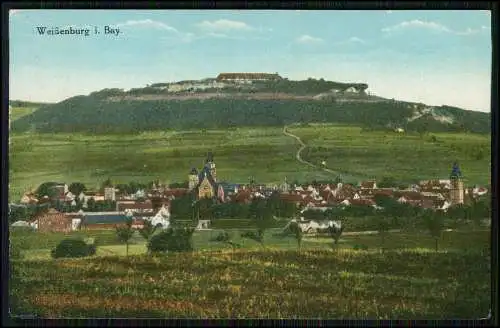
top-left (282, 125), bottom-right (368, 181)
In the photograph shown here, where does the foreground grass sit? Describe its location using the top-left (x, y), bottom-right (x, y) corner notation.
top-left (10, 229), bottom-right (490, 318)
top-left (289, 123), bottom-right (491, 185)
top-left (11, 245), bottom-right (490, 319)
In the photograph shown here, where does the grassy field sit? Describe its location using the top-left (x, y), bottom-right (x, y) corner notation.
top-left (9, 124), bottom-right (490, 201)
top-left (289, 123), bottom-right (491, 185)
top-left (10, 229), bottom-right (490, 319)
top-left (8, 128), bottom-right (333, 201)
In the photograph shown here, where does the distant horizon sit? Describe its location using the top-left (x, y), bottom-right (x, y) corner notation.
top-left (10, 10), bottom-right (492, 112)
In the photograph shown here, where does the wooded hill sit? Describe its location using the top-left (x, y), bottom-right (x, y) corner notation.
top-left (11, 79), bottom-right (490, 134)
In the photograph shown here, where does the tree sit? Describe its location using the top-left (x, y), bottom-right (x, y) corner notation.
top-left (244, 198), bottom-right (274, 247)
top-left (102, 178), bottom-right (113, 189)
top-left (115, 217), bottom-right (135, 257)
top-left (86, 197), bottom-right (96, 211)
top-left (422, 210), bottom-right (444, 252)
top-left (68, 182), bottom-right (86, 196)
top-left (35, 182), bottom-right (60, 200)
top-left (278, 221), bottom-right (302, 252)
top-left (327, 225), bottom-right (344, 246)
top-left (138, 220), bottom-right (157, 244)
top-left (377, 177), bottom-right (397, 188)
top-left (375, 214), bottom-right (391, 252)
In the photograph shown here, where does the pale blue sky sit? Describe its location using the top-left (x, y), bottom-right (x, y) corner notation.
top-left (9, 9), bottom-right (491, 112)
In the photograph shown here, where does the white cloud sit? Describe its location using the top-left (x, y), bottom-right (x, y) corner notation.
top-left (382, 20), bottom-right (451, 33)
top-left (196, 19), bottom-right (254, 31)
top-left (386, 10), bottom-right (393, 14)
top-left (116, 19), bottom-right (178, 33)
top-left (295, 34), bottom-right (324, 44)
top-left (346, 37), bottom-right (366, 44)
top-left (382, 19), bottom-right (489, 36)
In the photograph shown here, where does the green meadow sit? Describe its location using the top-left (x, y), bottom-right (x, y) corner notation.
top-left (9, 123), bottom-right (490, 201)
top-left (289, 123), bottom-right (491, 185)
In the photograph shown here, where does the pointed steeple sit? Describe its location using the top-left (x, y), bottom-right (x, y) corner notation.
top-left (450, 161), bottom-right (462, 179)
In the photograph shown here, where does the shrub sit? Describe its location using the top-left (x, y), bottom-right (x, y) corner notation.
top-left (147, 227), bottom-right (195, 253)
top-left (51, 238), bottom-right (96, 259)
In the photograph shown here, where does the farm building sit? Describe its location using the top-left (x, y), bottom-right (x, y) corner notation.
top-left (80, 212), bottom-right (131, 231)
top-left (33, 208), bottom-right (72, 233)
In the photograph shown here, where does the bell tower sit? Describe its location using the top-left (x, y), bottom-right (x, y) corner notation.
top-left (206, 152), bottom-right (216, 182)
top-left (449, 161), bottom-right (464, 206)
top-left (188, 168), bottom-right (198, 191)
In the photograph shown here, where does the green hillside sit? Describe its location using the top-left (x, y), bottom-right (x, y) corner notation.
top-left (10, 79), bottom-right (490, 134)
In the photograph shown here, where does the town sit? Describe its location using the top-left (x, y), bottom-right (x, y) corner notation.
top-left (9, 152), bottom-right (490, 234)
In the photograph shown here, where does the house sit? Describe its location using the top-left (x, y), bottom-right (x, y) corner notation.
top-left (104, 187), bottom-right (117, 201)
top-left (350, 199), bottom-right (376, 207)
top-left (65, 211), bottom-right (84, 231)
top-left (233, 190), bottom-right (253, 204)
top-left (359, 180), bottom-right (377, 189)
top-left (34, 208), bottom-right (72, 233)
top-left (20, 193), bottom-right (38, 205)
top-left (80, 212), bottom-right (130, 230)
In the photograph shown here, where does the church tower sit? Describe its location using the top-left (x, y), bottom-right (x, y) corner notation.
top-left (449, 162), bottom-right (464, 206)
top-left (206, 152), bottom-right (216, 182)
top-left (188, 168), bottom-right (198, 191)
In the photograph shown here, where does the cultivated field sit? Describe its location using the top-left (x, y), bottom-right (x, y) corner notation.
top-left (10, 228), bottom-right (490, 319)
top-left (9, 124), bottom-right (490, 201)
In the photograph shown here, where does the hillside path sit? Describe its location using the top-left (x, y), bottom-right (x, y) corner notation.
top-left (282, 125), bottom-right (369, 181)
top-left (282, 125), bottom-right (316, 169)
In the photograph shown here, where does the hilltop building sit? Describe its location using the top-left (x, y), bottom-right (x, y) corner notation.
top-left (216, 73), bottom-right (282, 82)
top-left (188, 152), bottom-right (225, 202)
top-left (449, 162), bottom-right (464, 206)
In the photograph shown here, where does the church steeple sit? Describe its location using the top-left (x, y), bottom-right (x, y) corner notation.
top-left (205, 151), bottom-right (216, 182)
top-left (449, 161), bottom-right (464, 205)
top-left (450, 161), bottom-right (462, 179)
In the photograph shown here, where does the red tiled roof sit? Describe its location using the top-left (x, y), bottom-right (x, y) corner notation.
top-left (163, 188), bottom-right (190, 198)
top-left (360, 181), bottom-right (376, 189)
top-left (350, 199), bottom-right (376, 206)
top-left (117, 202), bottom-right (154, 211)
top-left (395, 191), bottom-right (423, 200)
top-left (372, 188), bottom-right (394, 196)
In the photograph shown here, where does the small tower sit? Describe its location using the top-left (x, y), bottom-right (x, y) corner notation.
top-left (188, 168), bottom-right (198, 191)
top-left (449, 162), bottom-right (464, 205)
top-left (206, 152), bottom-right (216, 182)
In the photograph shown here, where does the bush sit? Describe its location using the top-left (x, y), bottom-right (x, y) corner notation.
top-left (147, 227), bottom-right (195, 253)
top-left (51, 238), bottom-right (96, 259)
top-left (211, 231), bottom-right (231, 242)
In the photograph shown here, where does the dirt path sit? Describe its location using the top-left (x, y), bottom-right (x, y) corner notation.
top-left (282, 125), bottom-right (366, 181)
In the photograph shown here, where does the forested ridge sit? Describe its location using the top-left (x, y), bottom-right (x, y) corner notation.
top-left (11, 79), bottom-right (490, 134)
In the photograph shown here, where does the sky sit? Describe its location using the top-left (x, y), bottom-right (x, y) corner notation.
top-left (9, 9), bottom-right (492, 112)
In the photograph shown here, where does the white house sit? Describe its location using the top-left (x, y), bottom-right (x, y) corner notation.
top-left (65, 191), bottom-right (75, 202)
top-left (146, 205), bottom-right (171, 229)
